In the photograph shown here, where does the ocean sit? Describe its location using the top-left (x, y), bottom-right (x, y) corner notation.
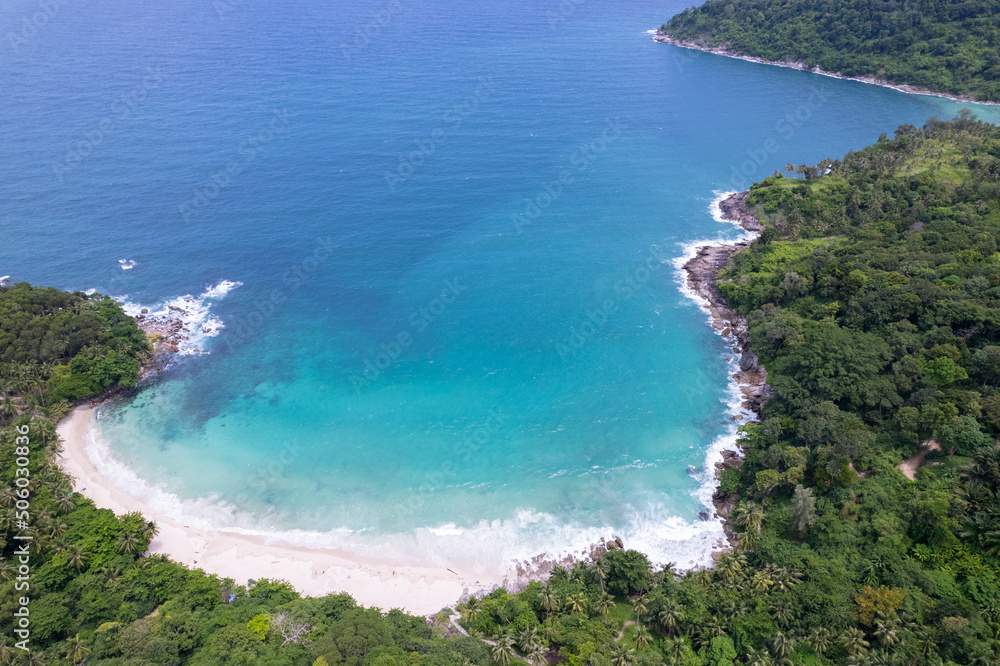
top-left (4, 0), bottom-right (1000, 575)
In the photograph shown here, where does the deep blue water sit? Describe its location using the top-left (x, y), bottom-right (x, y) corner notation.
top-left (4, 0), bottom-right (1000, 572)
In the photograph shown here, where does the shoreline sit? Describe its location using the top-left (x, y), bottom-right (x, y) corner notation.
top-left (653, 29), bottom-right (1000, 107)
top-left (52, 214), bottom-right (763, 609)
top-left (680, 191), bottom-right (770, 544)
top-left (56, 405), bottom-right (500, 615)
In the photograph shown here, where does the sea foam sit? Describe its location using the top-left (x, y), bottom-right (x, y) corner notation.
top-left (118, 279), bottom-right (242, 356)
top-left (82, 197), bottom-right (754, 582)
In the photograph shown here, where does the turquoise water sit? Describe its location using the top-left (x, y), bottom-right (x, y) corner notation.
top-left (4, 0), bottom-right (1000, 572)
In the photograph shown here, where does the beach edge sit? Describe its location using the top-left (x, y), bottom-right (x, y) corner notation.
top-left (54, 405), bottom-right (496, 615)
top-left (680, 190), bottom-right (770, 549)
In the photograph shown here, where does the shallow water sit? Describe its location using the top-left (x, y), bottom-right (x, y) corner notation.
top-left (3, 0), bottom-right (1000, 573)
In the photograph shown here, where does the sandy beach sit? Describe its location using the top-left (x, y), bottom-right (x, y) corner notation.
top-left (56, 405), bottom-right (503, 615)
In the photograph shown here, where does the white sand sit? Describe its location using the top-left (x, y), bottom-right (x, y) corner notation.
top-left (56, 405), bottom-right (502, 614)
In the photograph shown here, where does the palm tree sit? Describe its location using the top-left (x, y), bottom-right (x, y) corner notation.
top-left (772, 567), bottom-right (803, 592)
top-left (705, 615), bottom-right (727, 639)
top-left (518, 627), bottom-right (539, 653)
top-left (768, 602), bottom-right (793, 628)
top-left (632, 597), bottom-right (648, 626)
top-left (807, 627), bottom-right (833, 655)
top-left (610, 643), bottom-right (635, 666)
top-left (538, 586), bottom-right (559, 618)
top-left (744, 647), bottom-right (774, 666)
top-left (54, 493), bottom-right (76, 515)
top-left (874, 621), bottom-right (900, 648)
top-left (491, 633), bottom-right (516, 666)
top-left (715, 553), bottom-right (744, 583)
top-left (660, 562), bottom-right (676, 580)
top-left (695, 568), bottom-right (713, 588)
top-left (101, 564), bottom-right (123, 588)
top-left (737, 529), bottom-right (759, 552)
top-left (916, 627), bottom-right (938, 656)
top-left (771, 632), bottom-right (794, 659)
top-left (657, 600), bottom-right (683, 636)
top-left (751, 570), bottom-right (773, 593)
top-left (464, 596), bottom-right (482, 623)
top-left (48, 522), bottom-right (68, 540)
top-left (67, 546), bottom-right (87, 573)
top-left (734, 501), bottom-right (765, 533)
top-left (527, 642), bottom-right (547, 666)
top-left (565, 593), bottom-right (587, 615)
top-left (594, 592), bottom-right (615, 621)
top-left (549, 566), bottom-right (568, 581)
top-left (841, 627), bottom-right (870, 656)
top-left (664, 638), bottom-right (686, 666)
top-left (64, 633), bottom-right (90, 665)
top-left (0, 563), bottom-right (15, 582)
top-left (593, 559), bottom-right (608, 592)
top-left (0, 638), bottom-right (16, 665)
top-left (117, 530), bottom-right (140, 555)
top-left (633, 625), bottom-right (651, 651)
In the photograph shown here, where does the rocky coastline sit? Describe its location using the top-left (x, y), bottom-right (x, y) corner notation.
top-left (682, 190), bottom-right (772, 548)
top-left (133, 305), bottom-right (203, 377)
top-left (653, 28), bottom-right (1000, 107)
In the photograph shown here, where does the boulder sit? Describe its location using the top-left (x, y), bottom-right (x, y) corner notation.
top-left (739, 350), bottom-right (758, 372)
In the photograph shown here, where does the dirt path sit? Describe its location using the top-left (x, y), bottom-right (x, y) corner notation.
top-left (898, 440), bottom-right (941, 480)
top-left (616, 621), bottom-right (636, 641)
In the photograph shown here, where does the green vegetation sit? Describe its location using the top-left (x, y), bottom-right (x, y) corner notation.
top-left (454, 114), bottom-right (1000, 665)
top-left (661, 0), bottom-right (1000, 102)
top-left (0, 282), bottom-right (492, 663)
top-left (0, 283), bottom-right (148, 403)
top-left (5, 114), bottom-right (1000, 664)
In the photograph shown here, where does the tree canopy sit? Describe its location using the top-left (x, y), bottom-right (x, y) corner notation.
top-left (661, 0), bottom-right (1000, 101)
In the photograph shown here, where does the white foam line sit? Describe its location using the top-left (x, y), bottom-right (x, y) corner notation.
top-left (666, 190), bottom-right (761, 562)
top-left (117, 279), bottom-right (242, 356)
top-left (82, 201), bottom-right (759, 576)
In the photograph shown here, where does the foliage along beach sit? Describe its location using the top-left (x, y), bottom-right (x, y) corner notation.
top-left (4, 0), bottom-right (1000, 658)
top-left (3, 115), bottom-right (1000, 663)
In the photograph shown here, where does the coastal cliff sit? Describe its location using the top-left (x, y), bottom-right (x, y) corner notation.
top-left (682, 191), bottom-right (771, 541)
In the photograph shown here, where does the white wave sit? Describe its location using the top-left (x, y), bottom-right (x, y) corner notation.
top-left (118, 279), bottom-right (243, 356)
top-left (665, 190), bottom-right (761, 565)
top-left (0, 276), bottom-right (9, 286)
top-left (80, 195), bottom-right (758, 579)
top-left (86, 393), bottom-right (737, 579)
top-left (119, 259), bottom-right (137, 270)
top-left (202, 279), bottom-right (242, 299)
